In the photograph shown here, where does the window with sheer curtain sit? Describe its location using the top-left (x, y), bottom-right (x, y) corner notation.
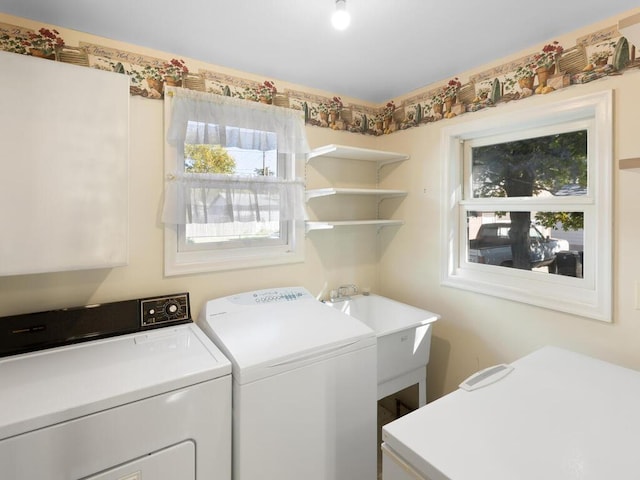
top-left (163, 88), bottom-right (310, 275)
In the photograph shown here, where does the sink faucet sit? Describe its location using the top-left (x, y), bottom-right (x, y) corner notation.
top-left (336, 284), bottom-right (358, 300)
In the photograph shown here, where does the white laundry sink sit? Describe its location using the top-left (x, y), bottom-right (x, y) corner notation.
top-left (324, 294), bottom-right (439, 404)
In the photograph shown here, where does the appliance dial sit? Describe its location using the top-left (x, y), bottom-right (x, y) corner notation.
top-left (141, 293), bottom-right (190, 327)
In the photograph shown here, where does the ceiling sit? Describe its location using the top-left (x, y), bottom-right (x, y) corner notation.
top-left (2, 1), bottom-right (638, 103)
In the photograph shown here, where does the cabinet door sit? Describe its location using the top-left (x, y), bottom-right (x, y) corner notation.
top-left (0, 51), bottom-right (129, 276)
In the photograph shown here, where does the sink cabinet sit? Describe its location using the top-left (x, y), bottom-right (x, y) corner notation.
top-left (324, 294), bottom-right (439, 406)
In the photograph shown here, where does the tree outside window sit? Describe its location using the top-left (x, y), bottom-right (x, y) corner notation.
top-left (441, 91), bottom-right (612, 321)
top-left (469, 130), bottom-right (587, 272)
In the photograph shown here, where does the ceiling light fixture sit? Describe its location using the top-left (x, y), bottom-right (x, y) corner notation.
top-left (331, 0), bottom-right (351, 31)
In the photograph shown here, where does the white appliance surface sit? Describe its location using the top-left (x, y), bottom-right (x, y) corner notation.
top-left (198, 286), bottom-right (377, 480)
top-left (199, 286), bottom-right (376, 384)
top-left (0, 323), bottom-right (229, 440)
top-left (382, 346), bottom-right (640, 480)
top-left (0, 323), bottom-right (232, 480)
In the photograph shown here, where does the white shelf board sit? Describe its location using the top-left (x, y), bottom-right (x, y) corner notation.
top-left (307, 144), bottom-right (409, 167)
top-left (305, 219), bottom-right (404, 232)
top-left (305, 187), bottom-right (408, 200)
top-left (620, 157), bottom-right (640, 171)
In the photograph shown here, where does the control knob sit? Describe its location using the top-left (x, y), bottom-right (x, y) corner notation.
top-left (164, 301), bottom-right (181, 317)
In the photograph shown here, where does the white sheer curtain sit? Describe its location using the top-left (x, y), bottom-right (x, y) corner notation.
top-left (162, 87), bottom-right (310, 225)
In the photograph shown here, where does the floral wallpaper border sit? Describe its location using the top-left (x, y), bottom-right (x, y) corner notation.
top-left (0, 19), bottom-right (637, 136)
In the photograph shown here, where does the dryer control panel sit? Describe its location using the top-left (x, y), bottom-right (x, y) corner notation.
top-left (141, 293), bottom-right (190, 327)
top-left (0, 292), bottom-right (193, 357)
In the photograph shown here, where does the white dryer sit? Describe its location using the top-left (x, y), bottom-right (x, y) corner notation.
top-left (0, 293), bottom-right (231, 480)
top-left (198, 286), bottom-right (377, 480)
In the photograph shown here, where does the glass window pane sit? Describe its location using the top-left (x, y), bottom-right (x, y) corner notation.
top-left (467, 211), bottom-right (584, 277)
top-left (181, 122), bottom-right (285, 247)
top-left (182, 122), bottom-right (279, 177)
top-left (471, 130), bottom-right (587, 199)
top-left (225, 147), bottom-right (278, 177)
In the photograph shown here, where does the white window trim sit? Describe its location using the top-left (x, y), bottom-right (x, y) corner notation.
top-left (440, 90), bottom-right (612, 321)
top-left (164, 222), bottom-right (304, 276)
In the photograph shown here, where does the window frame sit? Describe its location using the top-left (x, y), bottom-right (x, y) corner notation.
top-left (163, 110), bottom-right (305, 277)
top-left (440, 91), bottom-right (612, 321)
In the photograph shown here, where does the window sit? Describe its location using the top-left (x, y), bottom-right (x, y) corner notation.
top-left (178, 127), bottom-right (286, 251)
top-left (162, 89), bottom-right (309, 275)
top-left (441, 91), bottom-right (612, 321)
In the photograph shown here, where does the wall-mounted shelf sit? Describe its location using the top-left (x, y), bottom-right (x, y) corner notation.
top-left (305, 145), bottom-right (409, 234)
top-left (307, 144), bottom-right (409, 169)
top-left (620, 157), bottom-right (640, 171)
top-left (305, 187), bottom-right (408, 201)
top-left (305, 220), bottom-right (405, 233)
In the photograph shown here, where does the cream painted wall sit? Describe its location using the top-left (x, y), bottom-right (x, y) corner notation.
top-left (0, 10), bottom-right (385, 321)
top-left (379, 64), bottom-right (640, 401)
top-left (0, 99), bottom-right (382, 320)
top-left (2, 10), bottom-right (640, 405)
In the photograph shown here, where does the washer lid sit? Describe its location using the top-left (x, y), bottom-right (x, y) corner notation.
top-left (382, 347), bottom-right (640, 480)
top-left (0, 323), bottom-right (231, 440)
top-left (198, 287), bottom-right (375, 385)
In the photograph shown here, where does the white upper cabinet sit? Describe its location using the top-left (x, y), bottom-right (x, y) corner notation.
top-left (0, 51), bottom-right (129, 276)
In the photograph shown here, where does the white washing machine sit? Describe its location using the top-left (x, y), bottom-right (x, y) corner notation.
top-left (198, 286), bottom-right (377, 480)
top-left (0, 293), bottom-right (232, 480)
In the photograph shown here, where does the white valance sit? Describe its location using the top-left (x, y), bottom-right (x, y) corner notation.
top-left (166, 88), bottom-right (310, 155)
